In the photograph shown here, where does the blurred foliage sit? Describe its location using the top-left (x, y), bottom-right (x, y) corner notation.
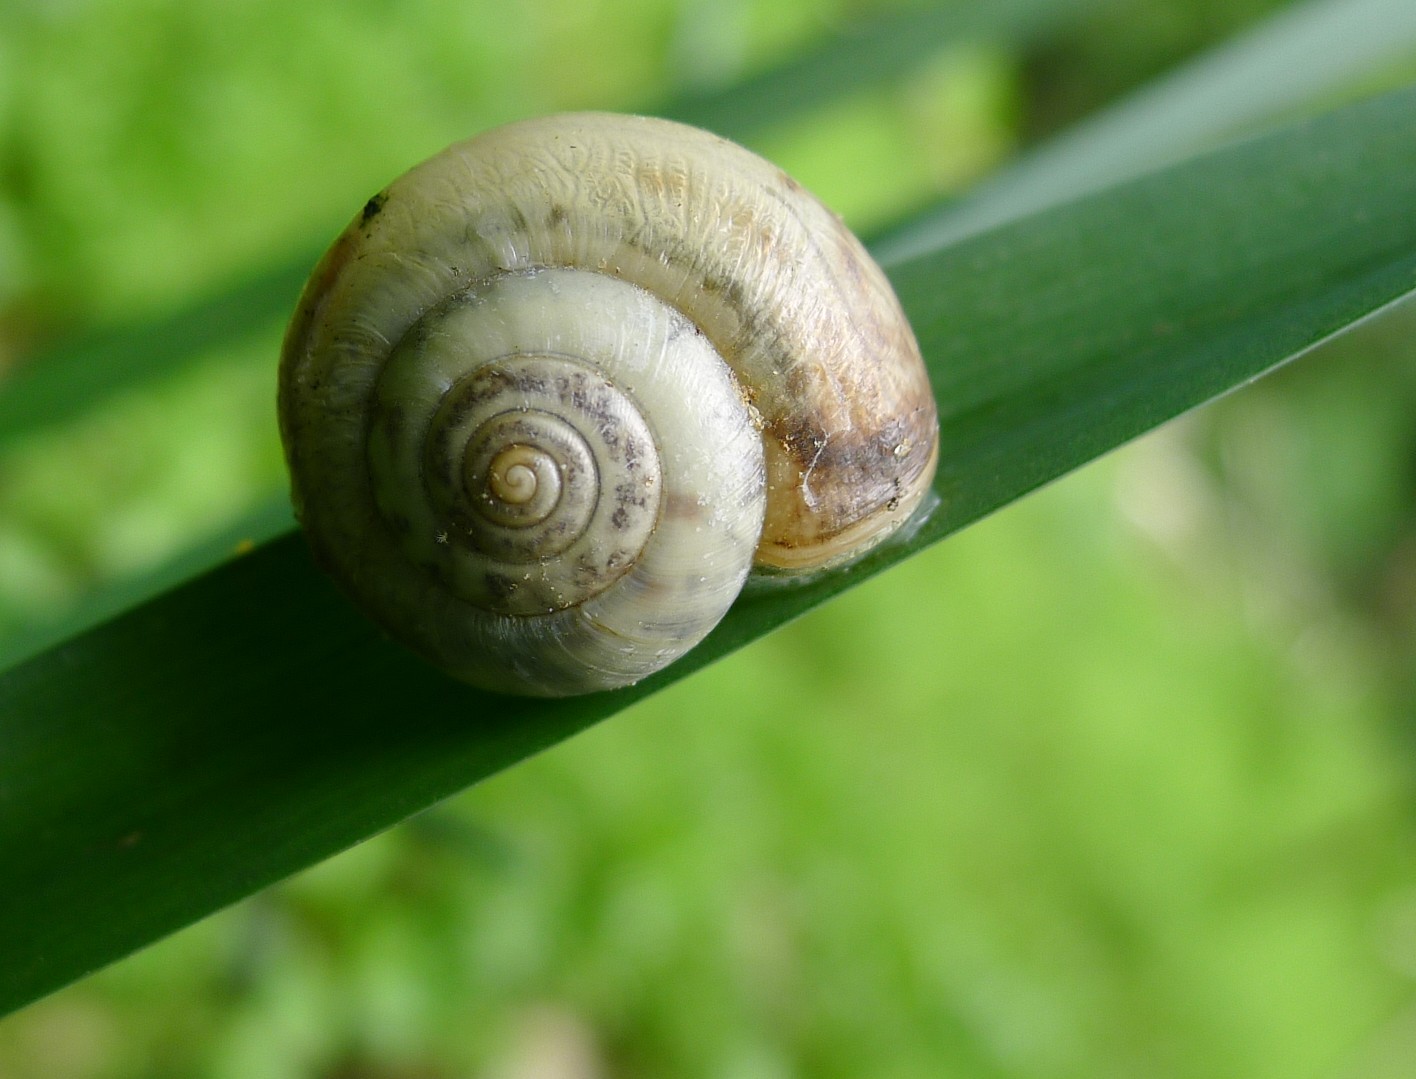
top-left (1021, 0), bottom-right (1286, 135)
top-left (1, 0), bottom-right (1415, 1077)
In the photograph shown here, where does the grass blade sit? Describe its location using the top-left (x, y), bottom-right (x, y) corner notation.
top-left (875, 0), bottom-right (1416, 262)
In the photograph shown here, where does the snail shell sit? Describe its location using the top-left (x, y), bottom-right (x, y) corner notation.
top-left (278, 112), bottom-right (937, 697)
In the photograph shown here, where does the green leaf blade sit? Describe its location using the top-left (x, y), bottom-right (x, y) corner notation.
top-left (2, 84), bottom-right (1415, 1016)
top-left (902, 87), bottom-right (1416, 533)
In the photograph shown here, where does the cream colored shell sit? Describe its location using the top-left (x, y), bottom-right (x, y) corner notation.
top-left (279, 112), bottom-right (938, 696)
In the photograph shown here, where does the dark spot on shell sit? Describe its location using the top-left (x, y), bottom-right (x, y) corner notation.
top-left (614, 480), bottom-right (648, 510)
top-left (663, 492), bottom-right (704, 522)
top-left (574, 552), bottom-right (602, 588)
top-left (700, 273), bottom-right (748, 311)
top-left (767, 400), bottom-right (937, 538)
top-left (376, 403), bottom-right (406, 445)
top-left (483, 573), bottom-right (519, 603)
top-left (611, 506), bottom-right (629, 530)
top-left (548, 204), bottom-right (568, 227)
top-left (361, 192), bottom-right (387, 225)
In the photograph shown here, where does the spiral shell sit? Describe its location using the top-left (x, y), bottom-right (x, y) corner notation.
top-left (279, 113), bottom-right (937, 696)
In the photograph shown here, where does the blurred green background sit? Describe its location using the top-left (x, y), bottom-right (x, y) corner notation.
top-left (2, 0), bottom-right (1415, 1076)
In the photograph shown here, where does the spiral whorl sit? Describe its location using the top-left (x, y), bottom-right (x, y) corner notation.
top-left (370, 328), bottom-right (666, 616)
top-left (284, 264), bottom-right (766, 695)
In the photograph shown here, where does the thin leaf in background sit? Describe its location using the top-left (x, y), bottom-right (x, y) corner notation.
top-left (2, 83), bottom-right (1414, 1014)
top-left (874, 0), bottom-right (1416, 262)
